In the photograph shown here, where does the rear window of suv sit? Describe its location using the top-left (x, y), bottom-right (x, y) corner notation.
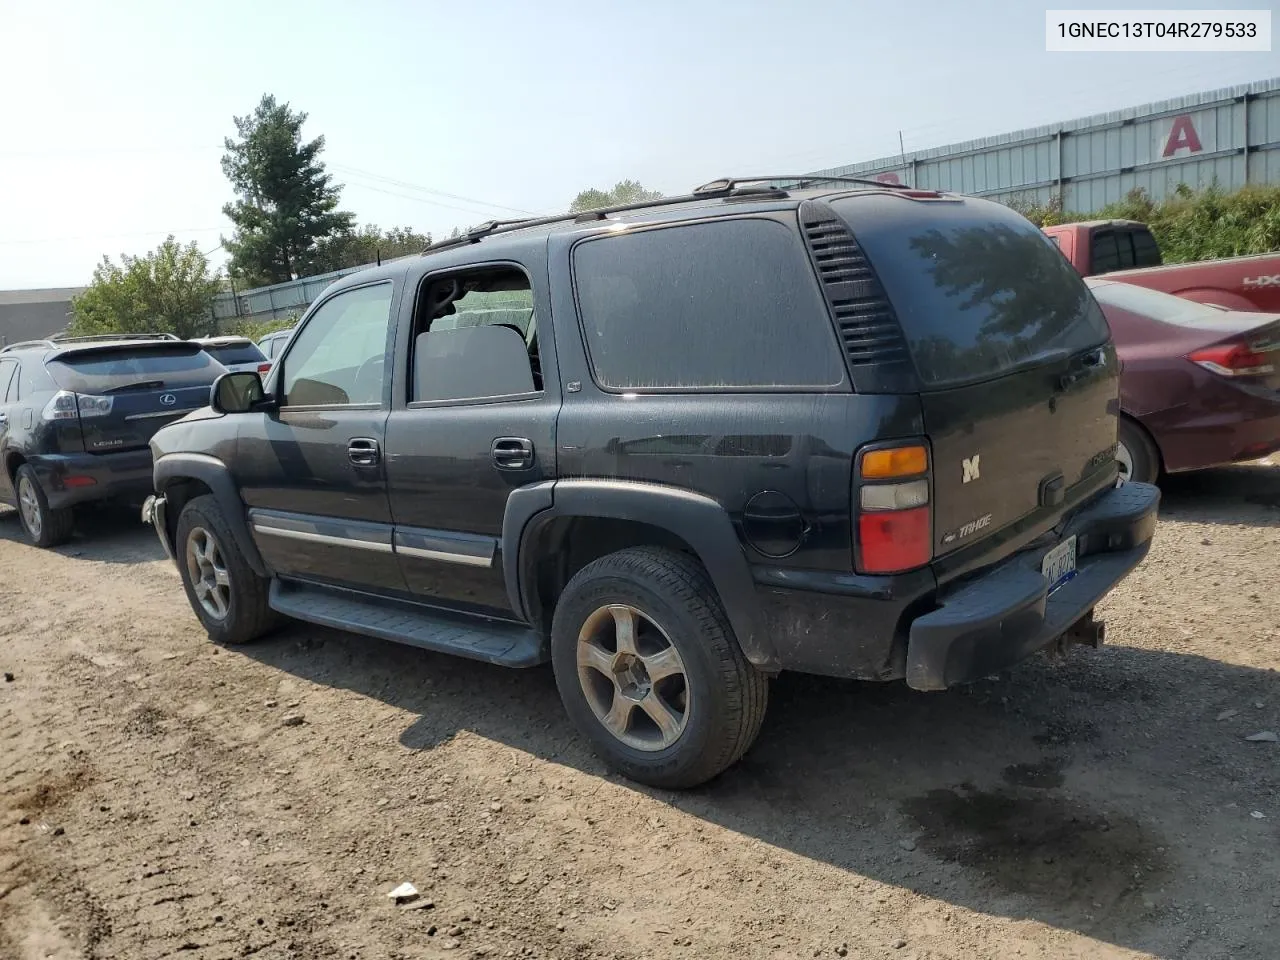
top-left (573, 218), bottom-right (846, 391)
top-left (201, 341), bottom-right (265, 366)
top-left (47, 345), bottom-right (224, 394)
top-left (831, 196), bottom-right (1110, 388)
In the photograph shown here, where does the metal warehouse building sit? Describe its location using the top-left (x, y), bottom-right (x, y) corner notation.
top-left (805, 77), bottom-right (1280, 211)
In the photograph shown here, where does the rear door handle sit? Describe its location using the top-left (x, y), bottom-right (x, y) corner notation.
top-left (348, 437), bottom-right (380, 467)
top-left (492, 437), bottom-right (533, 470)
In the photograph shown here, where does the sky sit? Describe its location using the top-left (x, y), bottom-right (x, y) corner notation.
top-left (1, 0), bottom-right (1276, 289)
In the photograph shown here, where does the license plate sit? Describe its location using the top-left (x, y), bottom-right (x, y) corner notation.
top-left (1041, 535), bottom-right (1078, 593)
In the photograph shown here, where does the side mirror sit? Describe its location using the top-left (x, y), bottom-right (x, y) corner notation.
top-left (211, 371), bottom-right (266, 414)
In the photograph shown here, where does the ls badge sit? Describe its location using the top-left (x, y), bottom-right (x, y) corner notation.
top-left (962, 454), bottom-right (981, 484)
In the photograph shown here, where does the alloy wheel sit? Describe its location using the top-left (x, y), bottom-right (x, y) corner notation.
top-left (1116, 440), bottom-right (1134, 485)
top-left (17, 476), bottom-right (42, 539)
top-left (185, 527), bottom-right (231, 620)
top-left (576, 603), bottom-right (690, 752)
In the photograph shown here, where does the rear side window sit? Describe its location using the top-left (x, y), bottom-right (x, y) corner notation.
top-left (573, 219), bottom-right (845, 390)
top-left (1129, 229), bottom-right (1162, 268)
top-left (47, 347), bottom-right (223, 394)
top-left (203, 342), bottom-right (265, 365)
top-left (1091, 231), bottom-right (1122, 273)
top-left (832, 196), bottom-right (1110, 388)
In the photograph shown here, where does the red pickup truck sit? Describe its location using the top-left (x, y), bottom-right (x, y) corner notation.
top-left (1042, 219), bottom-right (1280, 312)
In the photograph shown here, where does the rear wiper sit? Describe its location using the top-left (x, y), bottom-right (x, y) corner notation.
top-left (102, 379), bottom-right (165, 394)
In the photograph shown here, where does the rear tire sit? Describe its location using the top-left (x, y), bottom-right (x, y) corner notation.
top-left (1117, 418), bottom-right (1160, 485)
top-left (14, 465), bottom-right (74, 548)
top-left (175, 494), bottom-right (277, 645)
top-left (550, 546), bottom-right (769, 789)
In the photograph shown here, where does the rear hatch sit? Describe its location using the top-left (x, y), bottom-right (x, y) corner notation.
top-left (828, 194), bottom-right (1119, 558)
top-left (47, 342), bottom-right (225, 453)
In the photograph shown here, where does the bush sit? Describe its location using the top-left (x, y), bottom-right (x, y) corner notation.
top-left (1008, 183), bottom-right (1280, 263)
top-left (224, 314), bottom-right (299, 342)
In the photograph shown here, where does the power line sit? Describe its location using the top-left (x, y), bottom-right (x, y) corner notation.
top-left (332, 164), bottom-right (531, 215)
top-left (340, 179), bottom-right (521, 220)
top-left (0, 227), bottom-right (223, 246)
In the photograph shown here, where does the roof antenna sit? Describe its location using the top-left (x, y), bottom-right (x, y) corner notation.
top-left (898, 131), bottom-right (909, 187)
top-left (376, 247), bottom-right (382, 267)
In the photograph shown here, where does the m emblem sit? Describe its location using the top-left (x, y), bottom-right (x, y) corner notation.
top-left (962, 455), bottom-right (980, 484)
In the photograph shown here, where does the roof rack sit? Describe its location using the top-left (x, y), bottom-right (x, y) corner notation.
top-left (692, 175), bottom-right (912, 194)
top-left (417, 176), bottom-right (910, 257)
top-left (0, 339), bottom-right (57, 353)
top-left (50, 332), bottom-right (180, 343)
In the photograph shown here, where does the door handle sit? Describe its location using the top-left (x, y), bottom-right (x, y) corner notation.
top-left (348, 437), bottom-right (380, 467)
top-left (492, 437), bottom-right (534, 470)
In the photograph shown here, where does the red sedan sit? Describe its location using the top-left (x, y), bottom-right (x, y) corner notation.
top-left (1087, 278), bottom-right (1280, 483)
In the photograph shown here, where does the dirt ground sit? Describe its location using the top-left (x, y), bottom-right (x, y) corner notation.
top-left (2, 464), bottom-right (1279, 960)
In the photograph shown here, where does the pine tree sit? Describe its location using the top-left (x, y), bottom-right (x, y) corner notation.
top-left (221, 94), bottom-right (355, 287)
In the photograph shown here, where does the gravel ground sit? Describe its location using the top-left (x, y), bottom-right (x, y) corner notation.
top-left (1, 462), bottom-right (1278, 960)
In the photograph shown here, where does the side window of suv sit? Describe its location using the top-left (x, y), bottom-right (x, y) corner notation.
top-left (410, 267), bottom-right (540, 404)
top-left (280, 283), bottom-right (394, 407)
top-left (573, 219), bottom-right (845, 390)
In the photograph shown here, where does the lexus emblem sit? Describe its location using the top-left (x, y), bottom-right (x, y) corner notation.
top-left (962, 454), bottom-right (981, 484)
top-left (160, 393), bottom-right (176, 406)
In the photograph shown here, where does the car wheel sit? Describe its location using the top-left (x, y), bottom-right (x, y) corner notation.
top-left (14, 465), bottom-right (74, 548)
top-left (175, 494), bottom-right (277, 645)
top-left (1117, 418), bottom-right (1160, 485)
top-left (551, 546), bottom-right (769, 789)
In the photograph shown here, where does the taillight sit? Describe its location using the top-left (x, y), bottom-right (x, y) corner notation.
top-left (1187, 342), bottom-right (1276, 378)
top-left (855, 443), bottom-right (932, 575)
top-left (258, 362), bottom-right (272, 374)
top-left (41, 390), bottom-right (113, 421)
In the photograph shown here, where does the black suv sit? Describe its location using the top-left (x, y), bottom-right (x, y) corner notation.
top-left (0, 334), bottom-right (226, 546)
top-left (143, 178), bottom-right (1160, 788)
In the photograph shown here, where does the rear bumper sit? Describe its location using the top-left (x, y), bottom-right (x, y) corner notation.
top-left (905, 481), bottom-right (1160, 690)
top-left (30, 450), bottom-right (154, 510)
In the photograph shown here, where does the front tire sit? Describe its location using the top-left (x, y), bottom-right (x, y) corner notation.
top-left (175, 495), bottom-right (276, 644)
top-left (551, 547), bottom-right (769, 789)
top-left (14, 465), bottom-right (74, 548)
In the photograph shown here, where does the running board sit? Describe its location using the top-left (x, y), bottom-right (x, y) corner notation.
top-left (269, 580), bottom-right (547, 668)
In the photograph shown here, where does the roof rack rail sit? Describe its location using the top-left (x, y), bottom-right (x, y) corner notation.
top-left (49, 332), bottom-right (181, 344)
top-left (421, 189), bottom-right (766, 255)
top-left (0, 339), bottom-right (57, 353)
top-left (416, 176), bottom-right (903, 257)
top-left (693, 175), bottom-right (912, 194)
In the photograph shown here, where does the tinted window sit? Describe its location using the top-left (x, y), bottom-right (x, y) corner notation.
top-left (832, 196), bottom-right (1110, 388)
top-left (202, 342), bottom-right (265, 365)
top-left (282, 283), bottom-right (393, 407)
top-left (573, 219), bottom-right (844, 390)
top-left (1091, 231), bottom-right (1121, 273)
top-left (48, 346), bottom-right (223, 393)
top-left (1130, 229), bottom-right (1162, 268)
top-left (1088, 280), bottom-right (1233, 329)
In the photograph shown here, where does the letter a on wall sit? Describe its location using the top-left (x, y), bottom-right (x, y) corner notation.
top-left (1162, 114), bottom-right (1203, 158)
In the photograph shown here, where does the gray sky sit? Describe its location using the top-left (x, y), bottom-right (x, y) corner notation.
top-left (1, 0), bottom-right (1276, 289)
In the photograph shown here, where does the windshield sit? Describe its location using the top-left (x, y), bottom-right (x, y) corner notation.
top-left (48, 346), bottom-right (224, 393)
top-left (1087, 280), bottom-right (1235, 328)
top-left (202, 341), bottom-right (266, 365)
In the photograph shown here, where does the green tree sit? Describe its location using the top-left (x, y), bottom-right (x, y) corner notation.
top-left (569, 179), bottom-right (663, 213)
top-left (221, 94), bottom-right (355, 287)
top-left (311, 224), bottom-right (432, 273)
top-left (68, 237), bottom-right (221, 339)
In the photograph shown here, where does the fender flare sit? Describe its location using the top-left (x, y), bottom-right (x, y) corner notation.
top-left (502, 479), bottom-right (777, 670)
top-left (154, 453), bottom-right (269, 578)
